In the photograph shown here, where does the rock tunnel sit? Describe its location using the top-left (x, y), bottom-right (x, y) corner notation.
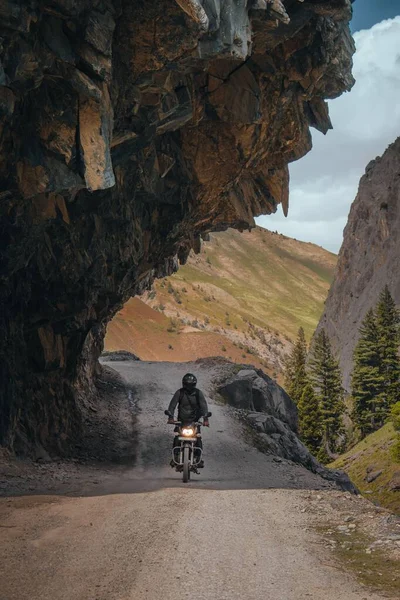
top-left (0, 0), bottom-right (355, 454)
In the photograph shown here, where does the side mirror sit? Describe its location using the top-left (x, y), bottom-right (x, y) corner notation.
top-left (164, 410), bottom-right (171, 416)
top-left (206, 412), bottom-right (212, 418)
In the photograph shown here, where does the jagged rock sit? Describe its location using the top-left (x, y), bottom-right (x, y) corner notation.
top-left (218, 369), bottom-right (298, 430)
top-left (84, 10), bottom-right (115, 56)
top-left (218, 369), bottom-right (357, 491)
top-left (252, 370), bottom-right (298, 431)
top-left (0, 1), bottom-right (355, 454)
top-left (218, 376), bottom-right (254, 410)
top-left (317, 138), bottom-right (400, 390)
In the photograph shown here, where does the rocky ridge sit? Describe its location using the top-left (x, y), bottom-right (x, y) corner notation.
top-left (317, 137), bottom-right (400, 391)
top-left (0, 1), bottom-right (355, 454)
top-left (217, 366), bottom-right (355, 490)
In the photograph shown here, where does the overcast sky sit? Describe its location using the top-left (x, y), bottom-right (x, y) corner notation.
top-left (257, 4), bottom-right (400, 253)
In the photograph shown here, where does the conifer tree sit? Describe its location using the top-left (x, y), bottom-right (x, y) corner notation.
top-left (390, 402), bottom-right (400, 462)
top-left (309, 329), bottom-right (344, 455)
top-left (283, 327), bottom-right (308, 404)
top-left (298, 382), bottom-right (322, 455)
top-left (376, 285), bottom-right (400, 410)
top-left (351, 309), bottom-right (383, 436)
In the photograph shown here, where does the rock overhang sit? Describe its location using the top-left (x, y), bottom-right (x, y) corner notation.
top-left (0, 0), bottom-right (355, 453)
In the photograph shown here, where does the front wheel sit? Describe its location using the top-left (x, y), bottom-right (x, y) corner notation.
top-left (183, 445), bottom-right (190, 483)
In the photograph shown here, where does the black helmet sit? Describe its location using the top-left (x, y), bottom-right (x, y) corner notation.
top-left (182, 373), bottom-right (197, 390)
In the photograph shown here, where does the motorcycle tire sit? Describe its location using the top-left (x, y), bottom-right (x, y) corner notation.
top-left (183, 445), bottom-right (190, 483)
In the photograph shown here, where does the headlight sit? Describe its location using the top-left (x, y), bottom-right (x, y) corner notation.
top-left (181, 428), bottom-right (195, 436)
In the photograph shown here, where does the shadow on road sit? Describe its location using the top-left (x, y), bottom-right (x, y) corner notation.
top-left (1, 360), bottom-right (350, 501)
top-left (0, 452), bottom-right (337, 500)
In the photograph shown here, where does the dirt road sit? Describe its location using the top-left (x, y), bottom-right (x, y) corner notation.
top-left (0, 361), bottom-right (388, 599)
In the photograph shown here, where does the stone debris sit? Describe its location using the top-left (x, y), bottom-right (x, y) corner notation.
top-left (304, 489), bottom-right (400, 566)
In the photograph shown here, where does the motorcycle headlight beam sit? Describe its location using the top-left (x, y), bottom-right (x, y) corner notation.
top-left (181, 428), bottom-right (195, 437)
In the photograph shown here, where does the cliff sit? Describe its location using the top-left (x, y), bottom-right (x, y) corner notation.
top-left (0, 0), bottom-right (355, 455)
top-left (317, 137), bottom-right (400, 391)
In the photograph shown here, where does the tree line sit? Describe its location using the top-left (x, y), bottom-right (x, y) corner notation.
top-left (284, 285), bottom-right (400, 462)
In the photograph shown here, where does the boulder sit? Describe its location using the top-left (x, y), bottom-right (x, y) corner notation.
top-left (365, 469), bottom-right (383, 484)
top-left (219, 368), bottom-right (358, 492)
top-left (219, 368), bottom-right (298, 431)
top-left (218, 376), bottom-right (253, 410)
top-left (253, 371), bottom-right (298, 431)
top-left (388, 471), bottom-right (400, 491)
top-left (248, 412), bottom-right (313, 465)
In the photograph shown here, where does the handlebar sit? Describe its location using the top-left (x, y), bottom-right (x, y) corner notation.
top-left (165, 410), bottom-right (212, 422)
top-left (167, 420), bottom-right (208, 426)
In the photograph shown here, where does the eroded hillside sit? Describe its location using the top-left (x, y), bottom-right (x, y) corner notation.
top-left (105, 227), bottom-right (336, 374)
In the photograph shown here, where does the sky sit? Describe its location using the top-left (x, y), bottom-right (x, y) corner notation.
top-left (257, 2), bottom-right (400, 253)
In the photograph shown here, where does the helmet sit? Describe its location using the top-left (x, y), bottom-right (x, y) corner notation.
top-left (182, 373), bottom-right (197, 390)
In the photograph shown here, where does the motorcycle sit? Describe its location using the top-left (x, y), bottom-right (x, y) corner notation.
top-left (164, 410), bottom-right (212, 483)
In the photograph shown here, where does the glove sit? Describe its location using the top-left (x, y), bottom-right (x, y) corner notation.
top-left (203, 419), bottom-right (209, 427)
top-left (167, 417), bottom-right (175, 424)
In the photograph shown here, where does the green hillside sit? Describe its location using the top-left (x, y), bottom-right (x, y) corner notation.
top-left (106, 227), bottom-right (336, 373)
top-left (148, 227), bottom-right (336, 341)
top-left (330, 423), bottom-right (400, 514)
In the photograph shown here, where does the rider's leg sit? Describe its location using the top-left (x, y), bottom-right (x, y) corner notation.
top-left (170, 436), bottom-right (180, 467)
top-left (196, 438), bottom-right (204, 468)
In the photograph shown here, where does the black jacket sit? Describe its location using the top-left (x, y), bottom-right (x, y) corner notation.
top-left (168, 388), bottom-right (208, 423)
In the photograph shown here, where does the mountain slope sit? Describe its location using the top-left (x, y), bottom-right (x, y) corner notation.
top-left (162, 227), bottom-right (336, 340)
top-left (105, 227), bottom-right (336, 373)
top-left (317, 138), bottom-right (400, 391)
top-left (104, 296), bottom-right (270, 369)
top-left (330, 423), bottom-right (400, 514)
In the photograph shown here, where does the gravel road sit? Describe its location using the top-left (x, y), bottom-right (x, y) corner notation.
top-left (0, 361), bottom-right (387, 600)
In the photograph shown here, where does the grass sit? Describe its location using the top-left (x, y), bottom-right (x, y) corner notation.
top-left (317, 525), bottom-right (399, 597)
top-left (161, 227), bottom-right (336, 341)
top-left (106, 227), bottom-right (336, 372)
top-left (330, 423), bottom-right (400, 514)
top-left (105, 298), bottom-right (271, 370)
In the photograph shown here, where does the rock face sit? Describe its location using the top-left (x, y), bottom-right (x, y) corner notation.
top-left (317, 138), bottom-right (400, 391)
top-left (218, 369), bottom-right (355, 490)
top-left (0, 1), bottom-right (354, 454)
top-left (219, 368), bottom-right (297, 430)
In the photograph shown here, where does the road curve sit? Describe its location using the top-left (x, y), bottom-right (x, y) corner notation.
top-left (0, 361), bottom-right (385, 600)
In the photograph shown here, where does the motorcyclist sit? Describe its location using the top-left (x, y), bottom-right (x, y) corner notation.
top-left (166, 373), bottom-right (209, 468)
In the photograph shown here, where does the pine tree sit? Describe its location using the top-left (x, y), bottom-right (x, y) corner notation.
top-left (309, 329), bottom-right (344, 455)
top-left (283, 327), bottom-right (308, 404)
top-left (376, 285), bottom-right (400, 411)
top-left (298, 382), bottom-right (322, 455)
top-left (351, 308), bottom-right (386, 436)
top-left (390, 401), bottom-right (400, 462)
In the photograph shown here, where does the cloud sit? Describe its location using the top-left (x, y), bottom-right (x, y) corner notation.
top-left (257, 16), bottom-right (400, 253)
